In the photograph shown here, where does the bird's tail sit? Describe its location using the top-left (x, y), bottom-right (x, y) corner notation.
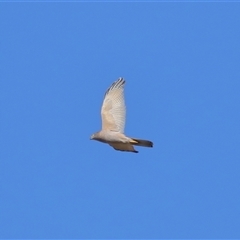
top-left (129, 137), bottom-right (153, 148)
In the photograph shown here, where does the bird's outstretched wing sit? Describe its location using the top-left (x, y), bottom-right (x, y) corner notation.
top-left (109, 142), bottom-right (138, 153)
top-left (101, 78), bottom-right (126, 133)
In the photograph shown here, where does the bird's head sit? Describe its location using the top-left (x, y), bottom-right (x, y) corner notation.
top-left (90, 132), bottom-right (99, 140)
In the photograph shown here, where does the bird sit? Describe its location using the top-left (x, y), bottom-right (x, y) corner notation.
top-left (90, 77), bottom-right (153, 153)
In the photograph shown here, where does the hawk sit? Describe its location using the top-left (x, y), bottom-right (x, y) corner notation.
top-left (90, 78), bottom-right (153, 153)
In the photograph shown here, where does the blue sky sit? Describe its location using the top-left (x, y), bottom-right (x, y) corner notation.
top-left (1, 2), bottom-right (240, 239)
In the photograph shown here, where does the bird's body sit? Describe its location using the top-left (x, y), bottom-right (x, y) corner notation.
top-left (90, 78), bottom-right (153, 153)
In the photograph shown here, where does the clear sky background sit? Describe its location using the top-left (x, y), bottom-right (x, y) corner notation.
top-left (1, 2), bottom-right (240, 239)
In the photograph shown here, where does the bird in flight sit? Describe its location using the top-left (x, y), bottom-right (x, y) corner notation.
top-left (90, 77), bottom-right (153, 153)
